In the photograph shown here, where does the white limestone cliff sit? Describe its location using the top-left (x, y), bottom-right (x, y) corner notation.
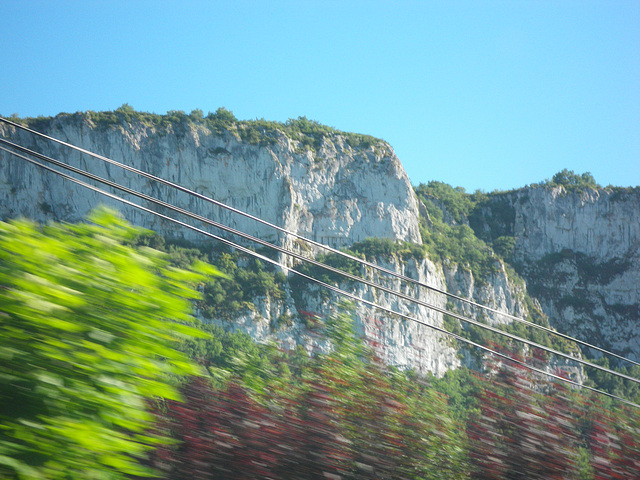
top-left (512, 186), bottom-right (640, 262)
top-left (0, 115), bottom-right (421, 251)
top-left (1, 114), bottom-right (462, 374)
top-left (0, 113), bottom-right (607, 375)
top-left (489, 186), bottom-right (640, 362)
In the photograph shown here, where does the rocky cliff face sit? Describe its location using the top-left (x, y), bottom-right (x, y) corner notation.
top-left (0, 113), bottom-right (465, 375)
top-left (206, 255), bottom-right (464, 377)
top-left (0, 115), bottom-right (421, 251)
top-left (512, 187), bottom-right (640, 262)
top-left (0, 113), bottom-right (611, 376)
top-left (476, 186), bottom-right (640, 362)
top-left (200, 250), bottom-right (532, 377)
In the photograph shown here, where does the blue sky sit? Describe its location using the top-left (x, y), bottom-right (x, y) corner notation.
top-left (2, 0), bottom-right (638, 191)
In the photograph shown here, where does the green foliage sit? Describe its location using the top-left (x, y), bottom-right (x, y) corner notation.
top-left (323, 301), bottom-right (366, 363)
top-left (548, 169), bottom-right (599, 191)
top-left (0, 208), bottom-right (214, 479)
top-left (179, 323), bottom-right (261, 371)
top-left (178, 322), bottom-right (306, 395)
top-left (421, 216), bottom-right (500, 280)
top-left (204, 107), bottom-right (238, 134)
top-left (415, 182), bottom-right (504, 280)
top-left (583, 357), bottom-right (640, 404)
top-left (607, 185), bottom-right (640, 200)
top-left (283, 116), bottom-right (336, 151)
top-left (299, 305), bottom-right (469, 479)
top-left (84, 104), bottom-right (189, 131)
top-left (468, 194), bottom-right (516, 243)
top-left (291, 250), bottom-right (363, 291)
top-left (443, 312), bottom-right (464, 337)
top-left (189, 108), bottom-right (204, 121)
top-left (15, 107), bottom-right (385, 154)
top-left (291, 237), bottom-right (428, 300)
top-left (414, 182), bottom-right (518, 258)
top-left (127, 235), bottom-right (287, 320)
top-left (415, 181), bottom-right (477, 223)
top-left (151, 300), bottom-right (640, 479)
top-left (4, 113), bottom-right (23, 124)
top-left (236, 115), bottom-right (382, 151)
top-left (350, 236), bottom-right (428, 261)
top-left (492, 235), bottom-right (516, 260)
top-left (22, 115), bottom-right (54, 132)
top-left (523, 169), bottom-right (602, 195)
top-left (200, 252), bottom-right (286, 319)
top-left (430, 367), bottom-right (483, 423)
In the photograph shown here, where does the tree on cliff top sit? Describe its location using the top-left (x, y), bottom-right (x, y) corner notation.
top-left (548, 169), bottom-right (599, 190)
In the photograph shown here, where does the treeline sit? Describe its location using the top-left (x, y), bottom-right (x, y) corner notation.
top-left (9, 105), bottom-right (383, 153)
top-left (1, 210), bottom-right (640, 479)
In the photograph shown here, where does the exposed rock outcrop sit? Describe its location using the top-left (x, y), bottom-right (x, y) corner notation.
top-left (0, 115), bottom-right (421, 251)
top-left (476, 186), bottom-right (640, 362)
top-left (1, 114), bottom-right (463, 375)
top-left (4, 113), bottom-right (628, 376)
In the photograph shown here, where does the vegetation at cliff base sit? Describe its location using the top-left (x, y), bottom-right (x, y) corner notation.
top-left (130, 231), bottom-right (288, 319)
top-left (290, 236), bottom-right (428, 293)
top-left (2, 210), bottom-right (640, 479)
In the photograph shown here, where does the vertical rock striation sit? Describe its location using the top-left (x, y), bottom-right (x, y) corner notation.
top-left (479, 186), bottom-right (640, 362)
top-left (4, 112), bottom-right (626, 375)
top-left (0, 115), bottom-right (421, 249)
top-left (0, 113), bottom-right (462, 374)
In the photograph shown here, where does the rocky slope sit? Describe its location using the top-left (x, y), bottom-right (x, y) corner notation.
top-left (474, 185), bottom-right (640, 362)
top-left (0, 113), bottom-right (420, 251)
top-left (0, 112), bottom-right (464, 376)
top-left (0, 111), bottom-right (610, 377)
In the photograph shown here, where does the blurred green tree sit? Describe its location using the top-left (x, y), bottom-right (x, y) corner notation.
top-left (0, 208), bottom-right (217, 479)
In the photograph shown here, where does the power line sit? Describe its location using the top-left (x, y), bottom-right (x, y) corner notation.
top-left (2, 119), bottom-right (639, 373)
top-left (1, 116), bottom-right (636, 369)
top-left (3, 142), bottom-right (640, 391)
top-left (3, 144), bottom-right (639, 410)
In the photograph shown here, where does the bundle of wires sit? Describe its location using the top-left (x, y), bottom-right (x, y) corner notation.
top-left (1, 116), bottom-right (639, 409)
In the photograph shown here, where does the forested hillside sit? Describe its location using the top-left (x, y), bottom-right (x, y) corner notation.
top-left (1, 109), bottom-right (640, 478)
top-left (1, 209), bottom-right (639, 479)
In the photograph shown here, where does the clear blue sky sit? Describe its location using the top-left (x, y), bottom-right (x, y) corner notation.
top-left (2, 0), bottom-right (638, 191)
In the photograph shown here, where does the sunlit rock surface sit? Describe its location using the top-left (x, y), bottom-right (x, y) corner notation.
top-left (2, 114), bottom-right (637, 373)
top-left (478, 186), bottom-right (640, 362)
top-left (0, 116), bottom-right (421, 249)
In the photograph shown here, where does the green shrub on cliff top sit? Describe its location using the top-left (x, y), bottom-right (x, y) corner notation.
top-left (14, 107), bottom-right (384, 153)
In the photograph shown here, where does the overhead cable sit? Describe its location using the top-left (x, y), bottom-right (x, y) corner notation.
top-left (1, 117), bottom-right (636, 369)
top-left (3, 142), bottom-right (640, 389)
top-left (3, 144), bottom-right (640, 410)
top-left (1, 120), bottom-right (639, 372)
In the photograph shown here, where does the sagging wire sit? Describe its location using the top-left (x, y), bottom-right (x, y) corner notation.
top-left (2, 117), bottom-right (638, 370)
top-left (2, 142), bottom-right (640, 402)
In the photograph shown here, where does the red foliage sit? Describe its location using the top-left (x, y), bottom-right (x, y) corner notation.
top-left (147, 348), bottom-right (640, 480)
top-left (468, 350), bottom-right (640, 480)
top-left (150, 375), bottom-right (352, 480)
top-left (468, 353), bottom-right (581, 480)
top-left (151, 378), bottom-right (282, 479)
top-left (589, 402), bottom-right (640, 480)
